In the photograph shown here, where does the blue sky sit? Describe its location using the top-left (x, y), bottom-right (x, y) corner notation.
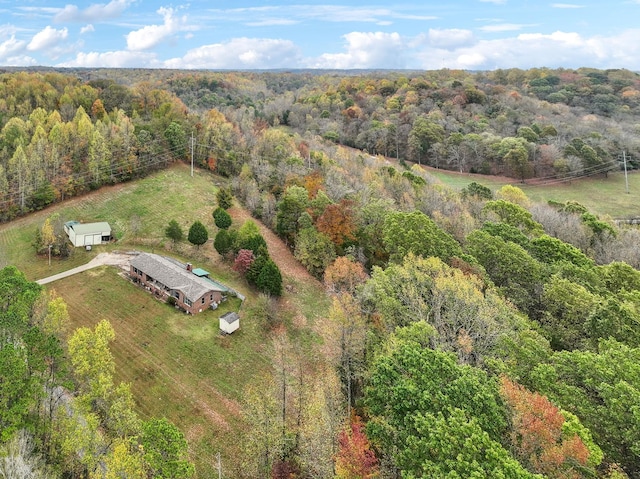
top-left (1, 0), bottom-right (639, 70)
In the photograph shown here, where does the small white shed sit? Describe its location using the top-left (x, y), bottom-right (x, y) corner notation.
top-left (64, 221), bottom-right (112, 247)
top-left (220, 312), bottom-right (240, 334)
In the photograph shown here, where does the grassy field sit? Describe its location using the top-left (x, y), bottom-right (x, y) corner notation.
top-left (0, 163), bottom-right (329, 477)
top-left (425, 167), bottom-right (640, 218)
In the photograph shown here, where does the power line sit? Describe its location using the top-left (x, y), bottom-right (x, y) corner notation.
top-left (0, 143), bottom-right (186, 209)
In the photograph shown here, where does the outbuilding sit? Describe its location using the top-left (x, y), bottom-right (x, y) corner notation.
top-left (219, 312), bottom-right (240, 334)
top-left (64, 221), bottom-right (112, 247)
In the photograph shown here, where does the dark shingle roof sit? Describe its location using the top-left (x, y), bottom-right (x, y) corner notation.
top-left (220, 312), bottom-right (239, 324)
top-left (130, 253), bottom-right (225, 302)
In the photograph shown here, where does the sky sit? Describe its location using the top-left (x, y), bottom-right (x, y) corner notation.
top-left (1, 0), bottom-right (640, 71)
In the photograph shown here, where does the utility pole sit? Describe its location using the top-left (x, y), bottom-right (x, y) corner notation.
top-left (216, 452), bottom-right (222, 479)
top-left (623, 150), bottom-right (629, 194)
top-left (191, 132), bottom-right (195, 177)
top-left (48, 244), bottom-right (52, 266)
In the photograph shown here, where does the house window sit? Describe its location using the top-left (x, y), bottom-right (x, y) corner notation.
top-left (210, 294), bottom-right (213, 301)
top-left (184, 298), bottom-right (192, 307)
top-left (173, 291), bottom-right (180, 299)
top-left (201, 297), bottom-right (205, 304)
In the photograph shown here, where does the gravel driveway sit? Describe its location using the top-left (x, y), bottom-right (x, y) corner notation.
top-left (36, 252), bottom-right (135, 285)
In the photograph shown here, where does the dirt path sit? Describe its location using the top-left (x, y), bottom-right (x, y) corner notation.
top-left (228, 207), bottom-right (319, 286)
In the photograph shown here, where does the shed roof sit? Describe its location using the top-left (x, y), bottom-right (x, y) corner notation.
top-left (192, 268), bottom-right (209, 277)
top-left (220, 312), bottom-right (239, 324)
top-left (67, 221), bottom-right (111, 235)
top-left (130, 253), bottom-right (226, 302)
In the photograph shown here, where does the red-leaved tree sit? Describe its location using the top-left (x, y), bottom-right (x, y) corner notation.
top-left (500, 376), bottom-right (595, 479)
top-left (334, 416), bottom-right (379, 479)
top-left (233, 249), bottom-right (255, 274)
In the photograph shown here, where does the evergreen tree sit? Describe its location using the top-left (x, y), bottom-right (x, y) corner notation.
top-left (165, 219), bottom-right (183, 244)
top-left (187, 221), bottom-right (208, 249)
top-left (216, 187), bottom-right (234, 210)
top-left (255, 259), bottom-right (283, 296)
top-left (213, 229), bottom-right (234, 257)
top-left (212, 207), bottom-right (232, 230)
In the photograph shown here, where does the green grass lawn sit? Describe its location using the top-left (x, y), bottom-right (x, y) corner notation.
top-left (426, 168), bottom-right (640, 218)
top-left (0, 165), bottom-right (227, 278)
top-left (0, 163), bottom-right (327, 477)
top-left (56, 266), bottom-right (268, 476)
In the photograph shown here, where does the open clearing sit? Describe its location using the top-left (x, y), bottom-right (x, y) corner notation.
top-left (424, 166), bottom-right (640, 218)
top-left (0, 163), bottom-right (329, 477)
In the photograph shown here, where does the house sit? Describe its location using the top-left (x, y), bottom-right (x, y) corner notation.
top-left (129, 252), bottom-right (228, 314)
top-left (64, 221), bottom-right (112, 247)
top-left (220, 312), bottom-right (240, 334)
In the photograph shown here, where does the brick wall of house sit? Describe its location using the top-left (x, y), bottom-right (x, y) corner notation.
top-left (129, 266), bottom-right (223, 314)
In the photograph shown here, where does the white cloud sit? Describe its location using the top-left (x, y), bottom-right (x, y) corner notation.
top-left (0, 35), bottom-right (26, 59)
top-left (58, 49), bottom-right (160, 68)
top-left (0, 24), bottom-right (19, 37)
top-left (479, 0), bottom-right (508, 4)
top-left (551, 3), bottom-right (585, 8)
top-left (54, 0), bottom-right (133, 23)
top-left (126, 7), bottom-right (192, 51)
top-left (209, 5), bottom-right (435, 25)
top-left (0, 54), bottom-right (37, 66)
top-left (27, 26), bottom-right (68, 51)
top-left (164, 37), bottom-right (302, 69)
top-left (480, 23), bottom-right (531, 32)
top-left (311, 31), bottom-right (405, 69)
top-left (415, 28), bottom-right (640, 70)
top-left (428, 28), bottom-right (475, 48)
top-left (245, 18), bottom-right (299, 27)
top-left (80, 24), bottom-right (95, 34)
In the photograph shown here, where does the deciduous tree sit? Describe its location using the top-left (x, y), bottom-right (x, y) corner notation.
top-left (334, 416), bottom-right (379, 479)
top-left (530, 339), bottom-right (640, 476)
top-left (316, 199), bottom-right (356, 248)
top-left (500, 376), bottom-right (600, 478)
top-left (382, 210), bottom-right (462, 264)
top-left (140, 418), bottom-right (194, 479)
top-left (233, 249), bottom-right (255, 274)
top-left (323, 257), bottom-right (368, 296)
top-left (365, 322), bottom-right (525, 477)
top-left (275, 185), bottom-right (309, 244)
top-left (294, 227), bottom-right (336, 279)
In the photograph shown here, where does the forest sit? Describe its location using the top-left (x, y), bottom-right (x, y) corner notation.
top-left (2, 67), bottom-right (640, 478)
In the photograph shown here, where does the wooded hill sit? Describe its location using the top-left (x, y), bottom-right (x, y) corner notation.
top-left (2, 68), bottom-right (640, 478)
top-left (2, 67), bottom-right (640, 222)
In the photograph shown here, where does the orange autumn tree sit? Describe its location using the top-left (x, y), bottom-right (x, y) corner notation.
top-left (334, 416), bottom-right (379, 479)
top-left (500, 376), bottom-right (601, 479)
top-left (316, 199), bottom-right (356, 248)
top-left (303, 170), bottom-right (324, 199)
top-left (323, 256), bottom-right (369, 296)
